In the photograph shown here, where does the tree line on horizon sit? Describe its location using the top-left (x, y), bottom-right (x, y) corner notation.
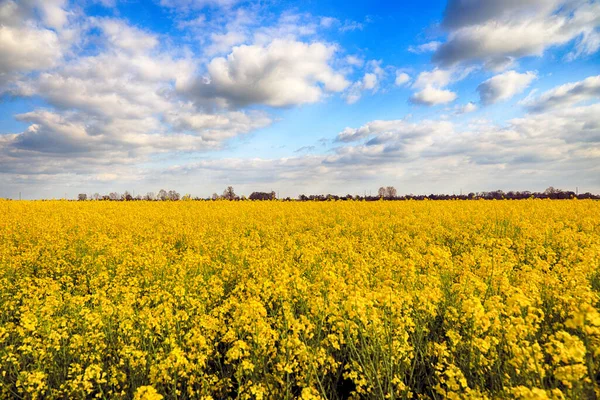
top-left (61, 186), bottom-right (600, 201)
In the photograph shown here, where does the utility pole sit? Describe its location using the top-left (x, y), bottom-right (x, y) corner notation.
top-left (576, 187), bottom-right (579, 195)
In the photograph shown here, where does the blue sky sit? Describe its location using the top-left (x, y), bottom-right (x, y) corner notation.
top-left (0, 0), bottom-right (599, 199)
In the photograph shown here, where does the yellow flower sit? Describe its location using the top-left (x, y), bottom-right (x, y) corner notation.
top-left (134, 386), bottom-right (163, 400)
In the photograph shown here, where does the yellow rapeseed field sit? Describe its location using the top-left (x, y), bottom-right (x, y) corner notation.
top-left (1, 199), bottom-right (600, 399)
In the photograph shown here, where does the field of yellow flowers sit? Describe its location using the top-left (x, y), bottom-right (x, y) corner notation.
top-left (1, 200), bottom-right (600, 399)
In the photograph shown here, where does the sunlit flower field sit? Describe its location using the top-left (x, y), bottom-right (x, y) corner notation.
top-left (1, 200), bottom-right (600, 399)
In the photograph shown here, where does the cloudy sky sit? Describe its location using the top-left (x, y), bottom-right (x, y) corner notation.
top-left (0, 0), bottom-right (599, 199)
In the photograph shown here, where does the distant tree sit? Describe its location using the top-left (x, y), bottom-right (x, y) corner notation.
top-left (78, 193), bottom-right (87, 201)
top-left (222, 186), bottom-right (237, 200)
top-left (182, 194), bottom-right (192, 201)
top-left (378, 186), bottom-right (397, 199)
top-left (385, 186), bottom-right (397, 198)
top-left (109, 192), bottom-right (119, 201)
top-left (211, 193), bottom-right (219, 200)
top-left (167, 190), bottom-right (180, 201)
top-left (122, 191), bottom-right (133, 201)
top-left (92, 193), bottom-right (100, 201)
top-left (144, 192), bottom-right (155, 201)
top-left (157, 189), bottom-right (168, 201)
top-left (249, 191), bottom-right (276, 200)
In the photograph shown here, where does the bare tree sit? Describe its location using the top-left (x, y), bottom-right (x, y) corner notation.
top-left (144, 192), bottom-right (156, 201)
top-left (92, 193), bottom-right (100, 201)
top-left (157, 189), bottom-right (168, 201)
top-left (109, 192), bottom-right (119, 201)
top-left (211, 193), bottom-right (219, 200)
top-left (167, 190), bottom-right (180, 201)
top-left (377, 186), bottom-right (397, 199)
top-left (222, 186), bottom-right (237, 200)
top-left (385, 186), bottom-right (397, 198)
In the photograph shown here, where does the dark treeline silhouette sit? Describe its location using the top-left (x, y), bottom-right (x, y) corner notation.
top-left (64, 186), bottom-right (600, 201)
top-left (298, 186), bottom-right (599, 201)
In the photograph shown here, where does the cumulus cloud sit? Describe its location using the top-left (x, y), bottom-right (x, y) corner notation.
top-left (395, 71), bottom-right (410, 86)
top-left (0, 0), bottom-right (73, 85)
top-left (187, 39), bottom-right (349, 108)
top-left (477, 71), bottom-right (537, 105)
top-left (408, 68), bottom-right (470, 106)
top-left (410, 87), bottom-right (457, 105)
top-left (521, 74), bottom-right (600, 112)
top-left (434, 0), bottom-right (600, 68)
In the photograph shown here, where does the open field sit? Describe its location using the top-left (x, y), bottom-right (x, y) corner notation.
top-left (1, 200), bottom-right (600, 399)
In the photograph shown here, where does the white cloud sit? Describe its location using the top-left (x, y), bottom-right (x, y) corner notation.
top-left (342, 60), bottom-right (385, 104)
top-left (0, 0), bottom-right (74, 85)
top-left (362, 73), bottom-right (378, 90)
top-left (0, 25), bottom-right (63, 80)
top-left (187, 39), bottom-right (349, 108)
top-left (434, 0), bottom-right (600, 68)
top-left (408, 68), bottom-right (471, 106)
top-left (320, 17), bottom-right (337, 28)
top-left (408, 41), bottom-right (441, 54)
top-left (477, 70), bottom-right (537, 105)
top-left (521, 74), bottom-right (600, 112)
top-left (336, 119), bottom-right (453, 143)
top-left (346, 55), bottom-right (364, 67)
top-left (158, 0), bottom-right (240, 11)
top-left (455, 102), bottom-right (478, 114)
top-left (165, 108), bottom-right (272, 140)
top-left (94, 18), bottom-right (159, 55)
top-left (0, 0), bottom-right (70, 30)
top-left (410, 87), bottom-right (457, 105)
top-left (412, 68), bottom-right (454, 89)
top-left (205, 31), bottom-right (247, 55)
top-left (395, 71), bottom-right (410, 86)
